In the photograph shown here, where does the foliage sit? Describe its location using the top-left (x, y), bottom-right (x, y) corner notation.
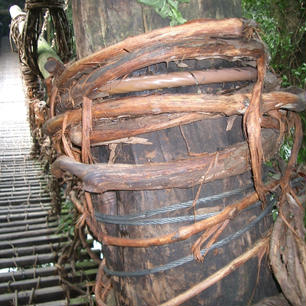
top-left (57, 198), bottom-right (76, 237)
top-left (242, 0), bottom-right (306, 87)
top-left (65, 0), bottom-right (77, 58)
top-left (41, 1), bottom-right (76, 59)
top-left (279, 129), bottom-right (295, 162)
top-left (272, 207), bottom-right (279, 222)
top-left (242, 0), bottom-right (306, 165)
top-left (137, 0), bottom-right (190, 26)
top-left (299, 113), bottom-right (306, 164)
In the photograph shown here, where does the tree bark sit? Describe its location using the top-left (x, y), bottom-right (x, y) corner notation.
top-left (72, 0), bottom-right (241, 58)
top-left (71, 1), bottom-right (279, 305)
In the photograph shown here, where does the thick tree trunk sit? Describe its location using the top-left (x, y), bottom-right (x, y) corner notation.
top-left (71, 1), bottom-right (279, 305)
top-left (72, 0), bottom-right (241, 58)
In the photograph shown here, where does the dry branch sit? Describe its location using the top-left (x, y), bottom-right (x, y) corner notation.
top-left (52, 38), bottom-right (264, 111)
top-left (44, 91), bottom-right (306, 138)
top-left (270, 193), bottom-right (306, 306)
top-left (70, 113), bottom-right (210, 145)
top-left (251, 294), bottom-right (291, 306)
top-left (55, 18), bottom-right (245, 88)
top-left (84, 37), bottom-right (264, 97)
top-left (158, 235), bottom-right (270, 306)
top-left (91, 67), bottom-right (257, 98)
top-left (52, 129), bottom-right (279, 194)
top-left (244, 56), bottom-right (266, 203)
top-left (70, 92), bottom-right (306, 145)
top-left (81, 96), bottom-right (92, 164)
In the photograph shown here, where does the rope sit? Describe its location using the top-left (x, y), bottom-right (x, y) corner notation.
top-left (104, 196), bottom-right (275, 277)
top-left (95, 184), bottom-right (254, 225)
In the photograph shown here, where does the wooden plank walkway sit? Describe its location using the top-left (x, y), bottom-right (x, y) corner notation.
top-left (0, 37), bottom-right (97, 306)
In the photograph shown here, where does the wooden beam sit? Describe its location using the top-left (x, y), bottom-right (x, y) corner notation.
top-left (0, 221), bottom-right (57, 236)
top-left (0, 286), bottom-right (66, 304)
top-left (0, 249), bottom-right (99, 269)
top-left (0, 228), bottom-right (58, 243)
top-left (0, 253), bottom-right (56, 269)
top-left (0, 234), bottom-right (67, 249)
top-left (0, 211), bottom-right (50, 222)
top-left (0, 270), bottom-right (97, 294)
top-left (0, 241), bottom-right (66, 258)
top-left (0, 216), bottom-right (58, 230)
top-left (33, 296), bottom-right (95, 306)
top-left (0, 261), bottom-right (98, 283)
top-left (0, 206), bottom-right (53, 216)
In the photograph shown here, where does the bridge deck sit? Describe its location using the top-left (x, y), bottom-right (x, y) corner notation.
top-left (0, 37), bottom-right (96, 306)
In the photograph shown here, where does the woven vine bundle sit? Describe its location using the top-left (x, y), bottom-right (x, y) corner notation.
top-left (23, 0), bottom-right (72, 76)
top-left (40, 18), bottom-right (306, 306)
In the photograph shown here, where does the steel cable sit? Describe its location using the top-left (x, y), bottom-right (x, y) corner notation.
top-left (104, 196), bottom-right (275, 277)
top-left (95, 184), bottom-right (254, 225)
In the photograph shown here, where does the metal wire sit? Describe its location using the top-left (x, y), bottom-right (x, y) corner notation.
top-left (95, 184), bottom-right (254, 225)
top-left (104, 197), bottom-right (274, 277)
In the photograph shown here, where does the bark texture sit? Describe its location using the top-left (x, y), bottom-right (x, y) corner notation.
top-left (72, 0), bottom-right (241, 58)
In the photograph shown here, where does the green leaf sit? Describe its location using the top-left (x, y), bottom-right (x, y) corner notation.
top-left (137, 0), bottom-right (189, 26)
top-left (272, 208), bottom-right (278, 222)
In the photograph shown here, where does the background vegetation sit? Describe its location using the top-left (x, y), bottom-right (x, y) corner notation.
top-left (242, 0), bottom-right (306, 164)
